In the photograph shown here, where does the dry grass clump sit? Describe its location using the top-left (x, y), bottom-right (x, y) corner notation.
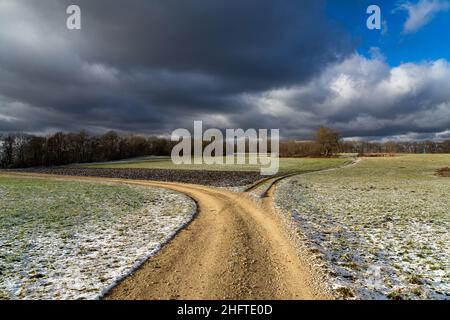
top-left (435, 167), bottom-right (450, 177)
top-left (357, 153), bottom-right (397, 157)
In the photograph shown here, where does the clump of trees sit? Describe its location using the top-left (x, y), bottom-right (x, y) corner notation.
top-left (0, 131), bottom-right (173, 168)
top-left (280, 126), bottom-right (341, 157)
top-left (315, 126), bottom-right (341, 157)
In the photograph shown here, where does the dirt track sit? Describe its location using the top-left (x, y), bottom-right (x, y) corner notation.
top-left (6, 172), bottom-right (334, 300)
top-left (105, 180), bottom-right (331, 300)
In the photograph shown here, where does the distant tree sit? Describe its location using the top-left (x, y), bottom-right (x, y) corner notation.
top-left (25, 136), bottom-right (45, 166)
top-left (440, 140), bottom-right (450, 153)
top-left (151, 137), bottom-right (171, 156)
top-left (385, 141), bottom-right (398, 153)
top-left (315, 126), bottom-right (341, 157)
top-left (0, 135), bottom-right (15, 167)
top-left (100, 131), bottom-right (121, 160)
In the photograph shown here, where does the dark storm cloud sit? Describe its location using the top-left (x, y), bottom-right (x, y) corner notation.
top-left (0, 0), bottom-right (448, 140)
top-left (0, 0), bottom-right (354, 135)
top-left (76, 0), bottom-right (349, 87)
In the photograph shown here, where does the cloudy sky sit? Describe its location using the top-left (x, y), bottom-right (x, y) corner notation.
top-left (0, 0), bottom-right (449, 140)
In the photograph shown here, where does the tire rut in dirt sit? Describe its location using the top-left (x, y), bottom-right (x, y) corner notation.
top-left (218, 208), bottom-right (279, 299)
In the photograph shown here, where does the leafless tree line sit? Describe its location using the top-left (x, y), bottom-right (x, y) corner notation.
top-left (280, 139), bottom-right (450, 157)
top-left (280, 127), bottom-right (450, 157)
top-left (1, 128), bottom-right (449, 168)
top-left (0, 131), bottom-right (173, 168)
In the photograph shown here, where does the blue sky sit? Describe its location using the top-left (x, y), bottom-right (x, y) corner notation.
top-left (327, 0), bottom-right (450, 66)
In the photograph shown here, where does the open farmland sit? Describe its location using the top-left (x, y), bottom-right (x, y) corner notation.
top-left (11, 168), bottom-right (263, 189)
top-left (10, 157), bottom-right (353, 189)
top-left (0, 174), bottom-right (195, 300)
top-left (12, 157), bottom-right (352, 189)
top-left (78, 156), bottom-right (351, 174)
top-left (274, 155), bottom-right (450, 299)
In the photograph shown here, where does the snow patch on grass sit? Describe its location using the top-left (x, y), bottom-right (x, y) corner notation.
top-left (275, 155), bottom-right (450, 299)
top-left (0, 175), bottom-right (196, 300)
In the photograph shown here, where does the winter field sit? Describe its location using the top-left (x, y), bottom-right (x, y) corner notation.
top-left (0, 175), bottom-right (195, 300)
top-left (1, 154), bottom-right (448, 300)
top-left (275, 154), bottom-right (450, 299)
top-left (78, 155), bottom-right (352, 174)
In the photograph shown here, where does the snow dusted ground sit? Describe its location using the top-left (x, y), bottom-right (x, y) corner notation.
top-left (274, 155), bottom-right (450, 300)
top-left (0, 175), bottom-right (196, 300)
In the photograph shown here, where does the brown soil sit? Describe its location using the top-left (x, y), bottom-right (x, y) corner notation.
top-left (435, 167), bottom-right (450, 177)
top-left (8, 168), bottom-right (264, 187)
top-left (104, 181), bottom-right (331, 300)
top-left (358, 153), bottom-right (397, 157)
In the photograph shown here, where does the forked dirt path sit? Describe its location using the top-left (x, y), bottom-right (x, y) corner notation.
top-left (6, 163), bottom-right (357, 300)
top-left (104, 180), bottom-right (331, 299)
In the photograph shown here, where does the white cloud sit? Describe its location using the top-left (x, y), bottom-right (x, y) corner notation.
top-left (399, 0), bottom-right (450, 34)
top-left (436, 129), bottom-right (450, 139)
top-left (240, 53), bottom-right (450, 139)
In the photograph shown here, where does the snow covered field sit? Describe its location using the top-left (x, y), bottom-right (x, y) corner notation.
top-left (0, 175), bottom-right (196, 300)
top-left (275, 155), bottom-right (449, 299)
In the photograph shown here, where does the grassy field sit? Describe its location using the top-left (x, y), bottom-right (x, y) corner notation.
top-left (0, 174), bottom-right (195, 300)
top-left (78, 155), bottom-right (352, 174)
top-left (275, 154), bottom-right (450, 299)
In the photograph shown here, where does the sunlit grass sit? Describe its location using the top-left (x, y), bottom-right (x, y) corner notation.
top-left (0, 174), bottom-right (195, 299)
top-left (275, 154), bottom-right (450, 299)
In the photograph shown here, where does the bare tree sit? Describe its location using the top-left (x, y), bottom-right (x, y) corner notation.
top-left (315, 126), bottom-right (341, 157)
